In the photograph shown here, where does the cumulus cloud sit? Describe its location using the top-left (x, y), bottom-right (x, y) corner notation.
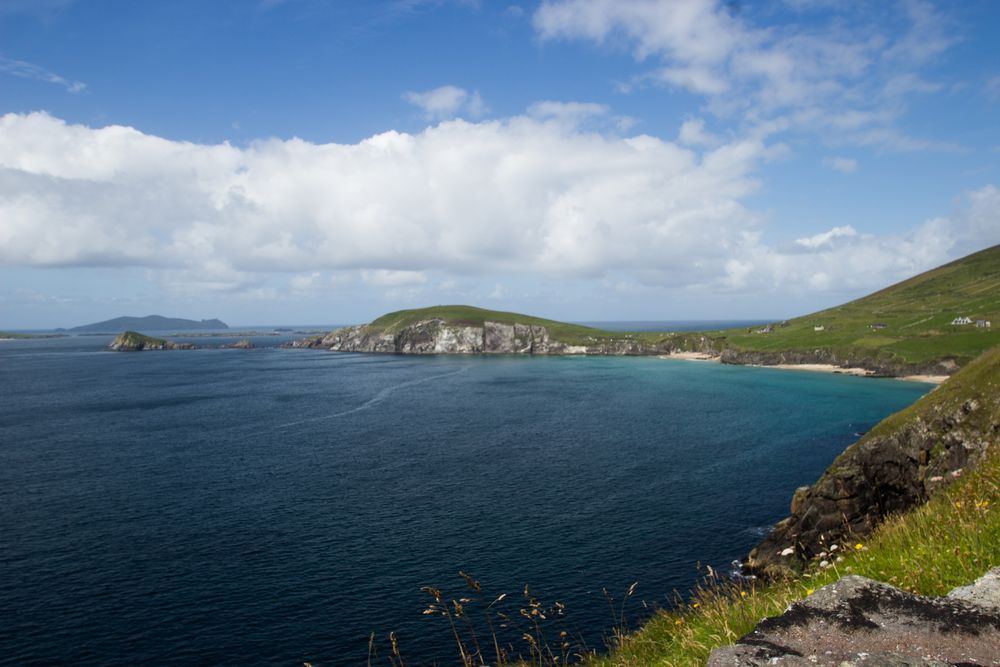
top-left (0, 112), bottom-right (996, 301)
top-left (822, 156), bottom-right (857, 173)
top-left (533, 0), bottom-right (958, 151)
top-left (403, 85), bottom-right (487, 119)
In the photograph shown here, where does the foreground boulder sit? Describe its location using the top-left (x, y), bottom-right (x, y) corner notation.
top-left (746, 346), bottom-right (1000, 577)
top-left (708, 569), bottom-right (1000, 666)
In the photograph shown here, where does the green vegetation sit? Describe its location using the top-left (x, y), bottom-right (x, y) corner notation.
top-left (110, 330), bottom-right (169, 350)
top-left (719, 244), bottom-right (1000, 367)
top-left (0, 331), bottom-right (66, 339)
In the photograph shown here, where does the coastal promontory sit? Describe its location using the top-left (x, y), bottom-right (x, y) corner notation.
top-left (295, 305), bottom-right (683, 356)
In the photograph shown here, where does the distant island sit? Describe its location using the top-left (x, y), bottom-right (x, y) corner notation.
top-left (71, 315), bottom-right (228, 333)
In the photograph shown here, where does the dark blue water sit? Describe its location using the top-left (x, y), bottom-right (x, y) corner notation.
top-left (0, 336), bottom-right (931, 665)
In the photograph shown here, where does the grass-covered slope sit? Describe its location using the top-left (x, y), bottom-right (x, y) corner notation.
top-left (721, 244), bottom-right (1000, 367)
top-left (367, 305), bottom-right (622, 346)
top-left (592, 439), bottom-right (1000, 666)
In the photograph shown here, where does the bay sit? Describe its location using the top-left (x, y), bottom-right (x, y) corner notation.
top-left (0, 335), bottom-right (931, 665)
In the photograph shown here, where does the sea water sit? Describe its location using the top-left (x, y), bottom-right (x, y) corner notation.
top-left (0, 335), bottom-right (931, 665)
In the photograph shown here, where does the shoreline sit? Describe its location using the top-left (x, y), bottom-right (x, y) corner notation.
top-left (660, 354), bottom-right (948, 385)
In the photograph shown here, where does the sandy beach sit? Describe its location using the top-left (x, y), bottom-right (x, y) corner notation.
top-left (769, 363), bottom-right (947, 384)
top-left (660, 351), bottom-right (720, 362)
top-left (659, 355), bottom-right (948, 384)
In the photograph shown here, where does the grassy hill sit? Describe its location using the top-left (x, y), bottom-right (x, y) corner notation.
top-left (719, 244), bottom-right (1000, 367)
top-left (367, 305), bottom-right (624, 346)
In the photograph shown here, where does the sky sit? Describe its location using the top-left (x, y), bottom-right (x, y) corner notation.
top-left (1, 0), bottom-right (999, 328)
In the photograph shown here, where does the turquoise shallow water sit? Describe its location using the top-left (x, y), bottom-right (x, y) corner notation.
top-left (0, 336), bottom-right (931, 664)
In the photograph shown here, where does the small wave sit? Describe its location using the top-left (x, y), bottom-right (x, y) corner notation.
top-left (275, 366), bottom-right (470, 429)
top-left (743, 525), bottom-right (772, 539)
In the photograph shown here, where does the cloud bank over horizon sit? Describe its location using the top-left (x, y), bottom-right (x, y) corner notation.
top-left (1, 110), bottom-right (997, 310)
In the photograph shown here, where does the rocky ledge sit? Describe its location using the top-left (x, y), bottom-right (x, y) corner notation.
top-left (296, 318), bottom-right (670, 355)
top-left (108, 331), bottom-right (196, 351)
top-left (708, 568), bottom-right (1000, 666)
top-left (745, 347), bottom-right (1000, 578)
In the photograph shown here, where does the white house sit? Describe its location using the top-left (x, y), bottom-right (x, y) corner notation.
top-left (814, 325), bottom-right (825, 331)
top-left (952, 316), bottom-right (972, 325)
top-left (975, 320), bottom-right (992, 328)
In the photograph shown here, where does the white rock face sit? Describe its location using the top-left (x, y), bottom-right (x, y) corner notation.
top-left (308, 317), bottom-right (669, 356)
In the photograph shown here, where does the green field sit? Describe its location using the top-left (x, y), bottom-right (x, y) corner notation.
top-left (719, 244), bottom-right (1000, 366)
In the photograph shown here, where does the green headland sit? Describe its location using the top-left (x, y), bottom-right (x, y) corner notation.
top-left (328, 243), bottom-right (1000, 373)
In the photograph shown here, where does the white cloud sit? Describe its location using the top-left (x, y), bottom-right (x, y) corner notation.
top-left (403, 85), bottom-right (488, 119)
top-left (290, 271), bottom-right (321, 290)
top-left (795, 225), bottom-right (857, 249)
top-left (0, 112), bottom-right (995, 302)
top-left (361, 269), bottom-right (428, 286)
top-left (822, 156), bottom-right (857, 173)
top-left (533, 0), bottom-right (960, 152)
top-left (0, 55), bottom-right (86, 93)
top-left (678, 117), bottom-right (719, 147)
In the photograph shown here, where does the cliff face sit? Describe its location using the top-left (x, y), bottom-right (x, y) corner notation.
top-left (746, 347), bottom-right (1000, 577)
top-left (313, 318), bottom-right (670, 356)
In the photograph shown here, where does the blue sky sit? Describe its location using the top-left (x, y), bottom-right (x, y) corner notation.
top-left (1, 0), bottom-right (999, 328)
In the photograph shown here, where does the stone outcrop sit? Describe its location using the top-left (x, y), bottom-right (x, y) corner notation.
top-left (720, 348), bottom-right (960, 378)
top-left (708, 569), bottom-right (1000, 666)
top-left (108, 331), bottom-right (196, 351)
top-left (745, 350), bottom-right (1000, 578)
top-left (308, 319), bottom-right (671, 356)
top-left (223, 338), bottom-right (255, 349)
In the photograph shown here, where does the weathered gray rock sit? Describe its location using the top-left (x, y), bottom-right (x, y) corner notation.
top-left (708, 571), bottom-right (1000, 666)
top-left (949, 567), bottom-right (1000, 611)
top-left (302, 319), bottom-right (673, 356)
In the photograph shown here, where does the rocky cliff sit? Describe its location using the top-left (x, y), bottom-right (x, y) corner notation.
top-left (745, 345), bottom-right (1000, 578)
top-left (305, 318), bottom-right (671, 355)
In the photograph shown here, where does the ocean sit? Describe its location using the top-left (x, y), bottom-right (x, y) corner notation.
top-left (0, 333), bottom-right (931, 665)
